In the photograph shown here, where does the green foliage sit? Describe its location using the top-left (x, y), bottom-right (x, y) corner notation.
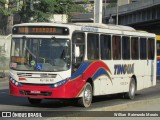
top-left (0, 0), bottom-right (88, 22)
top-left (18, 1), bottom-right (34, 22)
top-left (70, 4), bottom-right (87, 13)
top-left (83, 0), bottom-right (90, 4)
top-left (107, 3), bottom-right (117, 8)
top-left (0, 0), bottom-right (18, 15)
top-left (18, 0), bottom-right (77, 22)
top-left (106, 0), bottom-right (117, 8)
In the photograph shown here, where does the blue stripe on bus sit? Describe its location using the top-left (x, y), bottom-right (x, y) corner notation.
top-left (92, 68), bottom-right (110, 80)
top-left (70, 62), bottom-right (91, 80)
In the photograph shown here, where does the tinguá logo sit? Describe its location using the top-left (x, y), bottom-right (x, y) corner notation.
top-left (114, 64), bottom-right (134, 75)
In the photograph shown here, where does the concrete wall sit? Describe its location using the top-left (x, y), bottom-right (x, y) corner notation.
top-left (0, 35), bottom-right (11, 58)
top-left (118, 0), bottom-right (130, 6)
top-left (50, 14), bottom-right (68, 23)
top-left (0, 35), bottom-right (11, 70)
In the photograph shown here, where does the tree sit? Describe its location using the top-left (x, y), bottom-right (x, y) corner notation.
top-left (19, 0), bottom-right (90, 22)
top-left (70, 0), bottom-right (90, 13)
top-left (0, 0), bottom-right (88, 34)
top-left (19, 0), bottom-right (76, 22)
top-left (0, 0), bottom-right (18, 35)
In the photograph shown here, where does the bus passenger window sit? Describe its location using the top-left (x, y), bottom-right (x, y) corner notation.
top-left (140, 38), bottom-right (147, 60)
top-left (122, 36), bottom-right (130, 60)
top-left (131, 37), bottom-right (139, 60)
top-left (100, 35), bottom-right (111, 60)
top-left (148, 38), bottom-right (155, 60)
top-left (157, 41), bottom-right (160, 56)
top-left (112, 36), bottom-right (121, 60)
top-left (87, 33), bottom-right (99, 60)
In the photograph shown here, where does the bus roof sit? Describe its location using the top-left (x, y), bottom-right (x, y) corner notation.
top-left (13, 22), bottom-right (135, 31)
top-left (13, 22), bottom-right (155, 37)
top-left (73, 23), bottom-right (136, 31)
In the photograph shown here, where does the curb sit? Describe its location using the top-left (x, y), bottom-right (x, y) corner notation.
top-left (91, 97), bottom-right (160, 111)
top-left (45, 97), bottom-right (160, 120)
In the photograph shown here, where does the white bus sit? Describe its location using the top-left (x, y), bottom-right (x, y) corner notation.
top-left (9, 22), bottom-right (156, 107)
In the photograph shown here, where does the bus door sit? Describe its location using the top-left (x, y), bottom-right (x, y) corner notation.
top-left (131, 37), bottom-right (144, 90)
top-left (156, 38), bottom-right (160, 78)
top-left (144, 38), bottom-right (155, 88)
top-left (122, 36), bottom-right (133, 92)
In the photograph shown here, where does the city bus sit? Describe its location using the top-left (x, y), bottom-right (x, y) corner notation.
top-left (157, 35), bottom-right (160, 78)
top-left (9, 23), bottom-right (156, 107)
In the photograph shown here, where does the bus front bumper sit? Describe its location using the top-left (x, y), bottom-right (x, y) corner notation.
top-left (9, 79), bottom-right (85, 99)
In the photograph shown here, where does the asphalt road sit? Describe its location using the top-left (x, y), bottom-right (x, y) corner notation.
top-left (0, 78), bottom-right (160, 118)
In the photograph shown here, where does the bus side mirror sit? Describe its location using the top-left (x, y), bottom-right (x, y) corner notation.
top-left (75, 45), bottom-right (80, 57)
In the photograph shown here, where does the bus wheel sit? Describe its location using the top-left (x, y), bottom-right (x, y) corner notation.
top-left (28, 98), bottom-right (42, 105)
top-left (124, 78), bottom-right (136, 99)
top-left (78, 82), bottom-right (92, 107)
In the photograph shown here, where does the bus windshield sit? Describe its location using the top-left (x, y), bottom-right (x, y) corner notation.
top-left (10, 38), bottom-right (71, 71)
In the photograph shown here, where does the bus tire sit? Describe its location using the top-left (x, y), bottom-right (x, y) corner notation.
top-left (28, 98), bottom-right (42, 105)
top-left (124, 78), bottom-right (136, 99)
top-left (78, 82), bottom-right (92, 107)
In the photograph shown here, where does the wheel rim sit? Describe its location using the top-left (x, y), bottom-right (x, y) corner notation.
top-left (84, 84), bottom-right (92, 106)
top-left (130, 81), bottom-right (135, 97)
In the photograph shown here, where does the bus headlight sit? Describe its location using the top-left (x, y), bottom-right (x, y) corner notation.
top-left (9, 77), bottom-right (23, 87)
top-left (54, 84), bottom-right (58, 88)
top-left (50, 79), bottom-right (69, 88)
top-left (12, 80), bottom-right (15, 84)
top-left (15, 82), bottom-right (19, 86)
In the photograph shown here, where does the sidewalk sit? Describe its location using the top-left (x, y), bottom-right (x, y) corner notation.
top-left (0, 77), bottom-right (8, 83)
top-left (48, 98), bottom-right (160, 120)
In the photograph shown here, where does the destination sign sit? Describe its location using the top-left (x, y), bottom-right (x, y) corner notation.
top-left (12, 26), bottom-right (69, 35)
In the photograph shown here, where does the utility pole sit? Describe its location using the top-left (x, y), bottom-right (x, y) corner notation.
top-left (104, 0), bottom-right (107, 16)
top-left (116, 0), bottom-right (119, 25)
top-left (94, 0), bottom-right (103, 23)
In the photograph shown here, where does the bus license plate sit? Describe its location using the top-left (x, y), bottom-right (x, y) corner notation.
top-left (30, 91), bottom-right (41, 94)
top-left (40, 78), bottom-right (54, 83)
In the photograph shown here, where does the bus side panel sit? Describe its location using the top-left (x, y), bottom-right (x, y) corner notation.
top-left (157, 57), bottom-right (160, 77)
top-left (144, 59), bottom-right (156, 88)
top-left (72, 60), bottom-right (113, 97)
top-left (134, 61), bottom-right (144, 91)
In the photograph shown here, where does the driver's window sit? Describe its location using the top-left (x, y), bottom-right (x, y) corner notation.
top-left (13, 40), bottom-right (20, 56)
top-left (72, 32), bottom-right (85, 72)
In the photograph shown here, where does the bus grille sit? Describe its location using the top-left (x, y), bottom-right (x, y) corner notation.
top-left (22, 83), bottom-right (52, 86)
top-left (19, 90), bottom-right (52, 96)
top-left (17, 73), bottom-right (57, 78)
